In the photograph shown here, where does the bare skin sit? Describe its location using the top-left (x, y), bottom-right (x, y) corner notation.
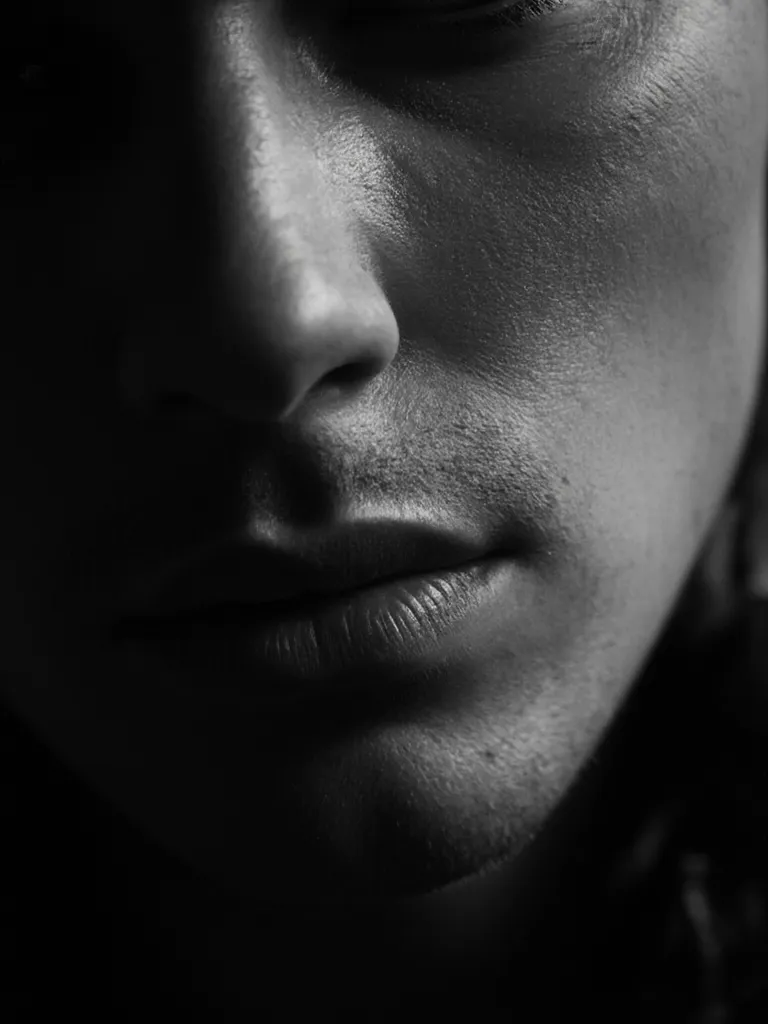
top-left (1, 0), bottom-right (767, 1009)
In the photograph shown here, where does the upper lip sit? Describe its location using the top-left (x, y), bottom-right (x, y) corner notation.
top-left (122, 520), bottom-right (489, 621)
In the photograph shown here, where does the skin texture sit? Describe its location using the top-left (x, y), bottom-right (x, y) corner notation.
top-left (1, 0), bottom-right (768, 1007)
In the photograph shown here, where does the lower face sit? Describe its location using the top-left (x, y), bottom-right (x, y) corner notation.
top-left (0, 0), bottom-right (766, 906)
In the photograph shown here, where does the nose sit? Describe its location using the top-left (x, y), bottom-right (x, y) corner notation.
top-left (119, 10), bottom-right (399, 425)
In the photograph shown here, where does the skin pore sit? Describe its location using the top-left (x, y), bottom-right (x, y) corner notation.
top-left (1, 0), bottom-right (768, 1008)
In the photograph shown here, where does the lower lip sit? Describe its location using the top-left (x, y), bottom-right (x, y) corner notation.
top-left (117, 558), bottom-right (506, 700)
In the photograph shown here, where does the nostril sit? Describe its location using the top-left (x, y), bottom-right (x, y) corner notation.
top-left (325, 359), bottom-right (377, 387)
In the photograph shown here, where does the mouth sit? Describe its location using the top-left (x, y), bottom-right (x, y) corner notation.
top-left (149, 564), bottom-right (429, 626)
top-left (115, 555), bottom-right (509, 699)
top-left (112, 516), bottom-right (517, 702)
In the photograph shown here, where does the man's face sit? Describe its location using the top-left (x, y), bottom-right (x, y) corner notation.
top-left (1, 0), bottom-right (766, 902)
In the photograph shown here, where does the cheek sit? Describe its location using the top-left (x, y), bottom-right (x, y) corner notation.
top-left (546, 192), bottom-right (765, 681)
top-left (539, 9), bottom-right (768, 626)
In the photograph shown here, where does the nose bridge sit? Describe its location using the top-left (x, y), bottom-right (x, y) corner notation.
top-left (200, 26), bottom-right (349, 315)
top-left (132, 9), bottom-right (399, 424)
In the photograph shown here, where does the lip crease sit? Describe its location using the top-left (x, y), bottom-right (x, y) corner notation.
top-left (116, 557), bottom-right (503, 692)
top-left (110, 519), bottom-right (511, 694)
top-left (120, 518), bottom-right (492, 624)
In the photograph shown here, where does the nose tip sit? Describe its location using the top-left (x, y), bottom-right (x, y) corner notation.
top-left (222, 265), bottom-right (400, 423)
top-left (121, 192), bottom-right (401, 425)
top-left (128, 268), bottom-right (398, 425)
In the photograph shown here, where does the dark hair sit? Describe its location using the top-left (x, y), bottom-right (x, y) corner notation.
top-left (542, 331), bottom-right (768, 1021)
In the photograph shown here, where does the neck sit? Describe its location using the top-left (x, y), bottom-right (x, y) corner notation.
top-left (116, 870), bottom-right (517, 1011)
top-left (109, 639), bottom-right (694, 1012)
top-left (112, 768), bottom-right (614, 1014)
